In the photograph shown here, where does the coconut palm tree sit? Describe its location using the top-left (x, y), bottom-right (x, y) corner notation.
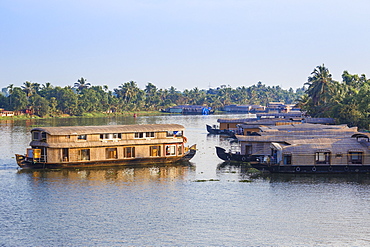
top-left (22, 81), bottom-right (36, 98)
top-left (74, 77), bottom-right (91, 91)
top-left (305, 64), bottom-right (334, 106)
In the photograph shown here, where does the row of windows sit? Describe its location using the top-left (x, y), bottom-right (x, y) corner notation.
top-left (283, 152), bottom-right (364, 165)
top-left (32, 131), bottom-right (183, 141)
top-left (135, 132), bottom-right (155, 138)
top-left (100, 133), bottom-right (122, 140)
top-left (75, 145), bottom-right (183, 161)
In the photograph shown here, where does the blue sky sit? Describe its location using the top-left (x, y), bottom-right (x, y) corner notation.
top-left (1, 0), bottom-right (370, 91)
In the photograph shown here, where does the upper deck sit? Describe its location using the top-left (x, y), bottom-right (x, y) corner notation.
top-left (30, 124), bottom-right (186, 148)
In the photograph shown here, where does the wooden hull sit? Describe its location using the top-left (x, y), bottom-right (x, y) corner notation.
top-left (251, 163), bottom-right (370, 173)
top-left (16, 145), bottom-right (196, 169)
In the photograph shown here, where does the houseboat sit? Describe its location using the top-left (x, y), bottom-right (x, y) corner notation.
top-left (15, 124), bottom-right (196, 169)
top-left (162, 105), bottom-right (213, 115)
top-left (216, 123), bottom-right (370, 173)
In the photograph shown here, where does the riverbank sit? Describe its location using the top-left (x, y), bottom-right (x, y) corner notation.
top-left (0, 111), bottom-right (167, 121)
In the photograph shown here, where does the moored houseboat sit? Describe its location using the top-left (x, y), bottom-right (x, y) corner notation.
top-left (16, 124), bottom-right (196, 169)
top-left (216, 123), bottom-right (370, 173)
top-left (254, 134), bottom-right (370, 173)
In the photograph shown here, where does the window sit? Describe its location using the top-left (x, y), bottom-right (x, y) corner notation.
top-left (178, 145), bottom-right (183, 155)
top-left (146, 132), bottom-right (155, 138)
top-left (124, 147), bottom-right (135, 158)
top-left (78, 149), bottom-right (90, 161)
top-left (62, 148), bottom-right (69, 162)
top-left (41, 132), bottom-right (47, 140)
top-left (165, 145), bottom-right (176, 156)
top-left (283, 154), bottom-right (292, 165)
top-left (167, 131), bottom-right (175, 137)
top-left (100, 133), bottom-right (122, 140)
top-left (78, 134), bottom-right (87, 140)
top-left (113, 133), bottom-right (121, 139)
top-left (315, 152), bottom-right (330, 164)
top-left (32, 131), bottom-right (40, 140)
top-left (348, 152), bottom-right (363, 164)
top-left (135, 132), bottom-right (144, 139)
top-left (150, 146), bottom-right (161, 157)
top-left (135, 132), bottom-right (154, 138)
top-left (167, 131), bottom-right (182, 137)
top-left (106, 148), bottom-right (117, 159)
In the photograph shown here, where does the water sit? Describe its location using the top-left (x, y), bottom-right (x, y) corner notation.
top-left (1, 115), bottom-right (370, 246)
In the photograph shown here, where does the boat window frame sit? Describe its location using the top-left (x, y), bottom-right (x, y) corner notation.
top-left (32, 131), bottom-right (41, 141)
top-left (100, 133), bottom-right (122, 140)
top-left (348, 151), bottom-right (363, 164)
top-left (178, 145), bottom-right (183, 155)
top-left (78, 134), bottom-right (87, 140)
top-left (135, 132), bottom-right (155, 139)
top-left (106, 147), bottom-right (118, 159)
top-left (78, 149), bottom-right (90, 161)
top-left (165, 145), bottom-right (176, 156)
top-left (283, 154), bottom-right (292, 165)
top-left (123, 146), bottom-right (135, 158)
top-left (149, 146), bottom-right (161, 157)
top-left (315, 151), bottom-right (331, 165)
top-left (166, 130), bottom-right (183, 137)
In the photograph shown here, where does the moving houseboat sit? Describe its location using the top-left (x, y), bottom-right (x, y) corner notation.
top-left (216, 123), bottom-right (370, 173)
top-left (16, 124), bottom-right (196, 169)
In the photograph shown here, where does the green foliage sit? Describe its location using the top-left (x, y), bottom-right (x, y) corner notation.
top-left (301, 65), bottom-right (370, 129)
top-left (9, 68), bottom-right (370, 131)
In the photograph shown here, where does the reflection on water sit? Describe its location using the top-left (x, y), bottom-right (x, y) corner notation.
top-left (261, 173), bottom-right (370, 185)
top-left (18, 164), bottom-right (196, 183)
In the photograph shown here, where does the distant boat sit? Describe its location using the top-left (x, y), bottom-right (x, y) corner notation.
top-left (162, 105), bottom-right (214, 115)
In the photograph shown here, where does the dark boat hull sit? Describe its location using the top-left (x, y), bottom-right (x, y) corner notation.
top-left (16, 145), bottom-right (197, 169)
top-left (215, 146), bottom-right (250, 162)
top-left (215, 147), bottom-right (370, 174)
top-left (251, 163), bottom-right (370, 173)
top-left (207, 125), bottom-right (235, 137)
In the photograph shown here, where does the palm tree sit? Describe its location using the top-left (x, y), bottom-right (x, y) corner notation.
top-left (305, 64), bottom-right (334, 106)
top-left (22, 81), bottom-right (36, 98)
top-left (74, 77), bottom-right (91, 91)
top-left (116, 81), bottom-right (140, 105)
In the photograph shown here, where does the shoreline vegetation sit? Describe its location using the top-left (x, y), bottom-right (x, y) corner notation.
top-left (0, 110), bottom-right (168, 121)
top-left (2, 64), bottom-right (370, 129)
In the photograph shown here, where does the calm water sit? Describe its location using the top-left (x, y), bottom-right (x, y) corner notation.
top-left (1, 114), bottom-right (370, 246)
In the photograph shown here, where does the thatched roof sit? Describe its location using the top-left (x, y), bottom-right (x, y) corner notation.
top-left (31, 124), bottom-right (185, 136)
top-left (274, 137), bottom-right (368, 154)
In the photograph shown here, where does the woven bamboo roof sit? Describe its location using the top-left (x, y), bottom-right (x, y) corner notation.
top-left (236, 134), bottom-right (344, 143)
top-left (275, 138), bottom-right (368, 154)
top-left (31, 124), bottom-right (185, 135)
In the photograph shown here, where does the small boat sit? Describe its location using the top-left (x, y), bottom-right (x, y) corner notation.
top-left (206, 125), bottom-right (235, 137)
top-left (215, 146), bottom-right (264, 164)
top-left (215, 146), bottom-right (250, 162)
top-left (16, 124), bottom-right (196, 169)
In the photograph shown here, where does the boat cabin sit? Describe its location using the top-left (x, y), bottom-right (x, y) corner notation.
top-left (26, 124), bottom-right (188, 165)
top-left (269, 134), bottom-right (370, 167)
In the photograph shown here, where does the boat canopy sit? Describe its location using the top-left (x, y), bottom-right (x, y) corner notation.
top-left (31, 124), bottom-right (185, 136)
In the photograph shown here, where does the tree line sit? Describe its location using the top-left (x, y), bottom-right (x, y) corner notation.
top-left (2, 65), bottom-right (369, 130)
top-left (300, 64), bottom-right (370, 129)
top-left (0, 78), bottom-right (304, 117)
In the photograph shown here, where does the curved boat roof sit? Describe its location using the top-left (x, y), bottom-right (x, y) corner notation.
top-left (31, 124), bottom-right (185, 135)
